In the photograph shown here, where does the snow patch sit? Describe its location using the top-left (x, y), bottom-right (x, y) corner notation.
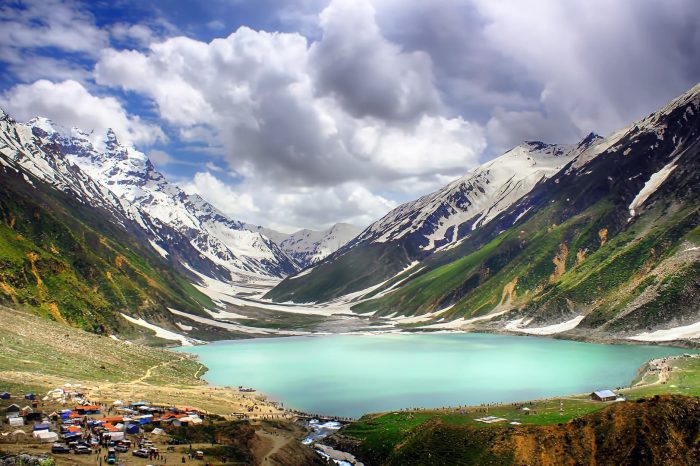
top-left (506, 315), bottom-right (585, 335)
top-left (168, 308), bottom-right (309, 335)
top-left (120, 313), bottom-right (194, 346)
top-left (629, 158), bottom-right (678, 217)
top-left (148, 240), bottom-right (169, 258)
top-left (629, 321), bottom-right (700, 342)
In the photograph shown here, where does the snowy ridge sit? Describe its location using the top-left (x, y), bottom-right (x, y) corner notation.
top-left (0, 110), bottom-right (299, 281)
top-left (0, 113), bottom-right (137, 227)
top-left (280, 223), bottom-right (362, 267)
top-left (349, 136), bottom-right (600, 252)
top-left (56, 125), bottom-right (298, 278)
top-left (246, 222), bottom-right (362, 268)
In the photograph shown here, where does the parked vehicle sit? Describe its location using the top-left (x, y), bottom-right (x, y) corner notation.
top-left (74, 445), bottom-right (92, 455)
top-left (115, 444), bottom-right (129, 453)
top-left (132, 449), bottom-right (150, 458)
top-left (195, 451), bottom-right (204, 460)
top-left (107, 447), bottom-right (117, 465)
top-left (51, 444), bottom-right (71, 454)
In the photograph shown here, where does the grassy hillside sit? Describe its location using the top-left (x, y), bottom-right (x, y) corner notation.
top-left (0, 167), bottom-right (213, 335)
top-left (265, 241), bottom-right (416, 303)
top-left (332, 356), bottom-right (700, 466)
top-left (350, 96), bottom-right (700, 337)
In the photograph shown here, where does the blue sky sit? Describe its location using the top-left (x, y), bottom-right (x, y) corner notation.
top-left (1, 0), bottom-right (699, 232)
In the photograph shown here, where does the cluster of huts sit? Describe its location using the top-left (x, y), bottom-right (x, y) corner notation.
top-left (2, 389), bottom-right (206, 446)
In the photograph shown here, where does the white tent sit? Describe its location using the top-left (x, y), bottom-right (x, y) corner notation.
top-left (113, 400), bottom-right (124, 406)
top-left (48, 388), bottom-right (64, 399)
top-left (105, 432), bottom-right (125, 441)
top-left (33, 431), bottom-right (58, 443)
top-left (151, 428), bottom-right (165, 436)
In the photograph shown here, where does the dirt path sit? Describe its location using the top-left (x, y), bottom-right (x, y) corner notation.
top-left (633, 357), bottom-right (672, 388)
top-left (194, 363), bottom-right (205, 379)
top-left (257, 429), bottom-right (294, 466)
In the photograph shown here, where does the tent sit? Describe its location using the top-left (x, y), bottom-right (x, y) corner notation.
top-left (33, 423), bottom-right (50, 431)
top-left (24, 394), bottom-right (36, 400)
top-left (0, 392), bottom-right (10, 400)
top-left (6, 404), bottom-right (20, 414)
top-left (104, 432), bottom-right (125, 441)
top-left (25, 412), bottom-right (43, 422)
top-left (9, 417), bottom-right (24, 427)
top-left (151, 427), bottom-right (164, 436)
top-left (33, 431), bottom-right (59, 443)
top-left (125, 424), bottom-right (140, 435)
top-left (74, 405), bottom-right (100, 415)
top-left (47, 388), bottom-right (64, 399)
top-left (113, 400), bottom-right (124, 406)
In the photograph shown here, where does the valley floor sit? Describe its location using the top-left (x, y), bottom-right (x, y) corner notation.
top-left (3, 301), bottom-right (700, 465)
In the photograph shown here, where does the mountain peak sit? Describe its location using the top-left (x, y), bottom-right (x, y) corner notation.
top-left (104, 128), bottom-right (120, 149)
top-left (579, 132), bottom-right (603, 147)
top-left (522, 140), bottom-right (552, 151)
top-left (28, 116), bottom-right (66, 137)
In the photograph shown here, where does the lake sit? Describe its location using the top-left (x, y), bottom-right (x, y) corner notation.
top-left (177, 332), bottom-right (691, 418)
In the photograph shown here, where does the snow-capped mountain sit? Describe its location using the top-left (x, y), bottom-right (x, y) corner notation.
top-left (266, 133), bottom-right (603, 303)
top-left (282, 223), bottom-right (363, 267)
top-left (352, 135), bottom-right (601, 252)
top-left (269, 82), bottom-right (700, 308)
top-left (245, 223), bottom-right (362, 268)
top-left (0, 112), bottom-right (137, 226)
top-left (0, 112), bottom-right (299, 280)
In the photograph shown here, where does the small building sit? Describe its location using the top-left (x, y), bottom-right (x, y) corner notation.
top-left (125, 424), bottom-right (140, 435)
top-left (74, 405), bottom-right (100, 415)
top-left (25, 412), bottom-right (43, 422)
top-left (8, 417), bottom-right (24, 427)
top-left (33, 422), bottom-right (50, 431)
top-left (5, 404), bottom-right (21, 418)
top-left (591, 389), bottom-right (617, 402)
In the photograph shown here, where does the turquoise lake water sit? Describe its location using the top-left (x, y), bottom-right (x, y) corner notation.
top-left (177, 333), bottom-right (691, 418)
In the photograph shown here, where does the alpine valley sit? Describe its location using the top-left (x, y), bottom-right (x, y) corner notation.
top-left (1, 83), bottom-right (699, 346)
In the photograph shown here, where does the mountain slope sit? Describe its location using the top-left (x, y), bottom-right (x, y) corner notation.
top-left (246, 223), bottom-right (362, 268)
top-left (332, 395), bottom-right (700, 466)
top-left (266, 133), bottom-right (602, 303)
top-left (350, 83), bottom-right (700, 339)
top-left (281, 223), bottom-right (362, 267)
top-left (0, 111), bottom-right (214, 336)
top-left (17, 118), bottom-right (298, 281)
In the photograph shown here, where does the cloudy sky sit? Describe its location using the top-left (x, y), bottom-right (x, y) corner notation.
top-left (1, 0), bottom-right (698, 232)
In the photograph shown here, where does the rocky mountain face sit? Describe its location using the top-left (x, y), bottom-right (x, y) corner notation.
top-left (266, 132), bottom-right (603, 303)
top-left (348, 83), bottom-right (700, 338)
top-left (7, 116), bottom-right (299, 281)
top-left (0, 110), bottom-right (213, 333)
top-left (268, 83), bottom-right (700, 341)
top-left (246, 223), bottom-right (362, 269)
top-left (277, 223), bottom-right (363, 268)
